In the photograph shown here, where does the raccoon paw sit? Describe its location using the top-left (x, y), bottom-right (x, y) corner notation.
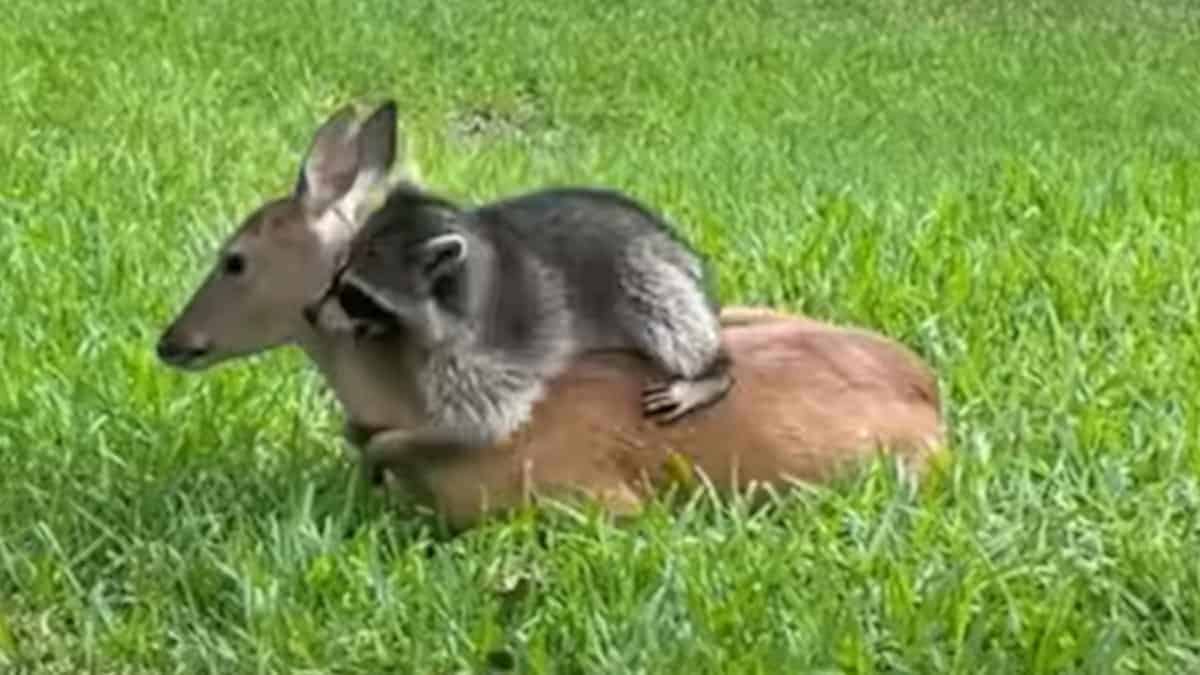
top-left (642, 375), bottom-right (733, 425)
top-left (359, 428), bottom-right (415, 489)
top-left (642, 380), bottom-right (696, 423)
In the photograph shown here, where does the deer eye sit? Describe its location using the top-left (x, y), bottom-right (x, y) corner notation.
top-left (222, 253), bottom-right (246, 276)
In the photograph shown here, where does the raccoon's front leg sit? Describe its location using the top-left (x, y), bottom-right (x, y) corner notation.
top-left (360, 426), bottom-right (482, 486)
top-left (618, 264), bottom-right (736, 424)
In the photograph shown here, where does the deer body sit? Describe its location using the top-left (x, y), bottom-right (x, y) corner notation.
top-left (363, 308), bottom-right (945, 528)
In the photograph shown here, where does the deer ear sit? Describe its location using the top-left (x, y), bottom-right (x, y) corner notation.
top-left (416, 233), bottom-right (467, 282)
top-left (356, 100), bottom-right (398, 185)
top-left (332, 100), bottom-right (404, 227)
top-left (295, 104), bottom-right (360, 213)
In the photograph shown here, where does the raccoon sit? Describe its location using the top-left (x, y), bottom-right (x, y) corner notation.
top-left (305, 183), bottom-right (734, 484)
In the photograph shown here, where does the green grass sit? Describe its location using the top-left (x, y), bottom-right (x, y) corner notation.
top-left (3, 0), bottom-right (1200, 672)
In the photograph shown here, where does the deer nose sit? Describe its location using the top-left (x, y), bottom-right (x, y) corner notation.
top-left (155, 333), bottom-right (211, 366)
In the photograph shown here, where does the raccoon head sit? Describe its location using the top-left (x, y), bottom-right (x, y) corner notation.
top-left (304, 180), bottom-right (471, 345)
top-left (305, 232), bottom-right (466, 347)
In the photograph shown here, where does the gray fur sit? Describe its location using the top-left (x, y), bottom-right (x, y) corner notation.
top-left (307, 184), bottom-right (734, 483)
top-left (616, 237), bottom-right (724, 378)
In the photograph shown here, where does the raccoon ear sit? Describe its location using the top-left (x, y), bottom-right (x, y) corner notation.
top-left (416, 233), bottom-right (467, 281)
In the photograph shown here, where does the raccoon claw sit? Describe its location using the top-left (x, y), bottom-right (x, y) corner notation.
top-left (641, 381), bottom-right (693, 423)
top-left (642, 375), bottom-right (734, 425)
top-left (359, 427), bottom-right (415, 491)
top-left (648, 401), bottom-right (692, 425)
top-left (643, 384), bottom-right (682, 416)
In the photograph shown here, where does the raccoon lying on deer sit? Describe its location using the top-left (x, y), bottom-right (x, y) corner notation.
top-left (156, 100), bottom-right (946, 527)
top-left (303, 178), bottom-right (739, 485)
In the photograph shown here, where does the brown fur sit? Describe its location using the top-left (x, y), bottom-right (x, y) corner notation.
top-left (379, 306), bottom-right (945, 529)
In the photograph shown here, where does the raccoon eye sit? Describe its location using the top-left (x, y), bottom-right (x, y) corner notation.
top-left (222, 253), bottom-right (246, 276)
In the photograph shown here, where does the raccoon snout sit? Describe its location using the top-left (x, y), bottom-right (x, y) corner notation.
top-left (302, 302), bottom-right (322, 326)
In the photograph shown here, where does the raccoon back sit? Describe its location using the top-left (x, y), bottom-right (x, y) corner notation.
top-left (469, 187), bottom-right (718, 350)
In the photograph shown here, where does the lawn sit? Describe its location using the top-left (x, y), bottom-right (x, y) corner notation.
top-left (3, 0), bottom-right (1200, 672)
